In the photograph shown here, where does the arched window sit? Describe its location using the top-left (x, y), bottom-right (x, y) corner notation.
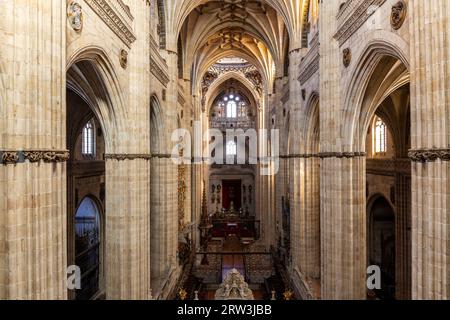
top-left (75, 197), bottom-right (101, 300)
top-left (227, 100), bottom-right (237, 118)
top-left (374, 117), bottom-right (387, 154)
top-left (226, 141), bottom-right (237, 156)
top-left (82, 119), bottom-right (96, 157)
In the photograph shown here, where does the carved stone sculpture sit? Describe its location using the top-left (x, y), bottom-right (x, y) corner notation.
top-left (391, 1), bottom-right (407, 30)
top-left (68, 2), bottom-right (83, 32)
top-left (215, 269), bottom-right (254, 300)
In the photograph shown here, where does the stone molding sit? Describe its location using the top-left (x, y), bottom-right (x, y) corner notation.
top-left (298, 32), bottom-right (319, 85)
top-left (408, 149), bottom-right (450, 163)
top-left (151, 56), bottom-right (170, 87)
top-left (319, 152), bottom-right (367, 159)
top-left (1, 150), bottom-right (70, 165)
top-left (281, 152), bottom-right (366, 159)
top-left (152, 154), bottom-right (172, 159)
top-left (104, 153), bottom-right (172, 161)
top-left (84, 0), bottom-right (136, 49)
top-left (178, 91), bottom-right (186, 106)
top-left (334, 0), bottom-right (388, 46)
top-left (281, 154), bottom-right (318, 159)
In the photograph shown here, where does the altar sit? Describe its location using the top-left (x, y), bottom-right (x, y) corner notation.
top-left (210, 217), bottom-right (260, 239)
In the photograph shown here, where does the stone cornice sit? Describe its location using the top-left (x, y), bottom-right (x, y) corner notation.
top-left (298, 53), bottom-right (319, 86)
top-left (299, 33), bottom-right (320, 85)
top-left (1, 150), bottom-right (70, 165)
top-left (151, 56), bottom-right (170, 87)
top-left (408, 149), bottom-right (450, 162)
top-left (334, 0), bottom-right (387, 46)
top-left (84, 0), bottom-right (136, 49)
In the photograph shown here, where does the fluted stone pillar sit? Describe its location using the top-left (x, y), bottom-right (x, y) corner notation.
top-left (409, 0), bottom-right (450, 300)
top-left (395, 172), bottom-right (412, 299)
top-left (288, 48), bottom-right (303, 272)
top-left (319, 0), bottom-right (366, 299)
top-left (158, 50), bottom-right (181, 298)
top-left (302, 156), bottom-right (321, 279)
top-left (105, 158), bottom-right (150, 300)
top-left (150, 157), bottom-right (165, 296)
top-left (290, 157), bottom-right (301, 270)
top-left (0, 0), bottom-right (67, 300)
top-left (103, 0), bottom-right (152, 300)
top-left (320, 156), bottom-right (367, 300)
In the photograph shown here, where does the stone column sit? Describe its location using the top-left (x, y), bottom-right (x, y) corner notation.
top-left (105, 158), bottom-right (150, 300)
top-left (409, 0), bottom-right (450, 300)
top-left (319, 0), bottom-right (366, 300)
top-left (159, 50), bottom-right (180, 297)
top-left (0, 0), bottom-right (67, 300)
top-left (103, 0), bottom-right (151, 300)
top-left (395, 171), bottom-right (412, 299)
top-left (274, 77), bottom-right (287, 249)
top-left (320, 156), bottom-right (367, 300)
top-left (290, 157), bottom-right (301, 271)
top-left (302, 156), bottom-right (321, 280)
top-left (150, 157), bottom-right (165, 296)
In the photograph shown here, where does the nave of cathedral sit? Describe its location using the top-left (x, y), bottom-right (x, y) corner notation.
top-left (0, 0), bottom-right (449, 301)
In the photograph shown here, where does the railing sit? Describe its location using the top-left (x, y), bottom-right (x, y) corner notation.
top-left (193, 252), bottom-right (273, 285)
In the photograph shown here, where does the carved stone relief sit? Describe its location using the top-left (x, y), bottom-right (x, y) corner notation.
top-left (391, 1), bottom-right (407, 30)
top-left (68, 2), bottom-right (83, 32)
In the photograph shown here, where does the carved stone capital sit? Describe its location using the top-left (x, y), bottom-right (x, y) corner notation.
top-left (319, 152), bottom-right (367, 159)
top-left (1, 152), bottom-right (19, 165)
top-left (105, 154), bottom-right (153, 161)
top-left (409, 149), bottom-right (450, 162)
top-left (1, 150), bottom-right (70, 165)
top-left (42, 151), bottom-right (70, 163)
top-left (282, 154), bottom-right (319, 159)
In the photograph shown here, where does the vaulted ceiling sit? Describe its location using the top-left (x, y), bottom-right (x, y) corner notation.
top-left (175, 0), bottom-right (298, 102)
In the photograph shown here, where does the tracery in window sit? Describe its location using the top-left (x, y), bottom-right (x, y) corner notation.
top-left (82, 119), bottom-right (96, 157)
top-left (374, 117), bottom-right (387, 154)
top-left (226, 140), bottom-right (237, 156)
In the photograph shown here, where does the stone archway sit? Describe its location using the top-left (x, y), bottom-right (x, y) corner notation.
top-left (66, 86), bottom-right (107, 300)
top-left (67, 49), bottom-right (151, 300)
top-left (339, 40), bottom-right (411, 300)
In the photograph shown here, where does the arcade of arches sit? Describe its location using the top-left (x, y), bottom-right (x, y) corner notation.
top-left (0, 0), bottom-right (449, 300)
